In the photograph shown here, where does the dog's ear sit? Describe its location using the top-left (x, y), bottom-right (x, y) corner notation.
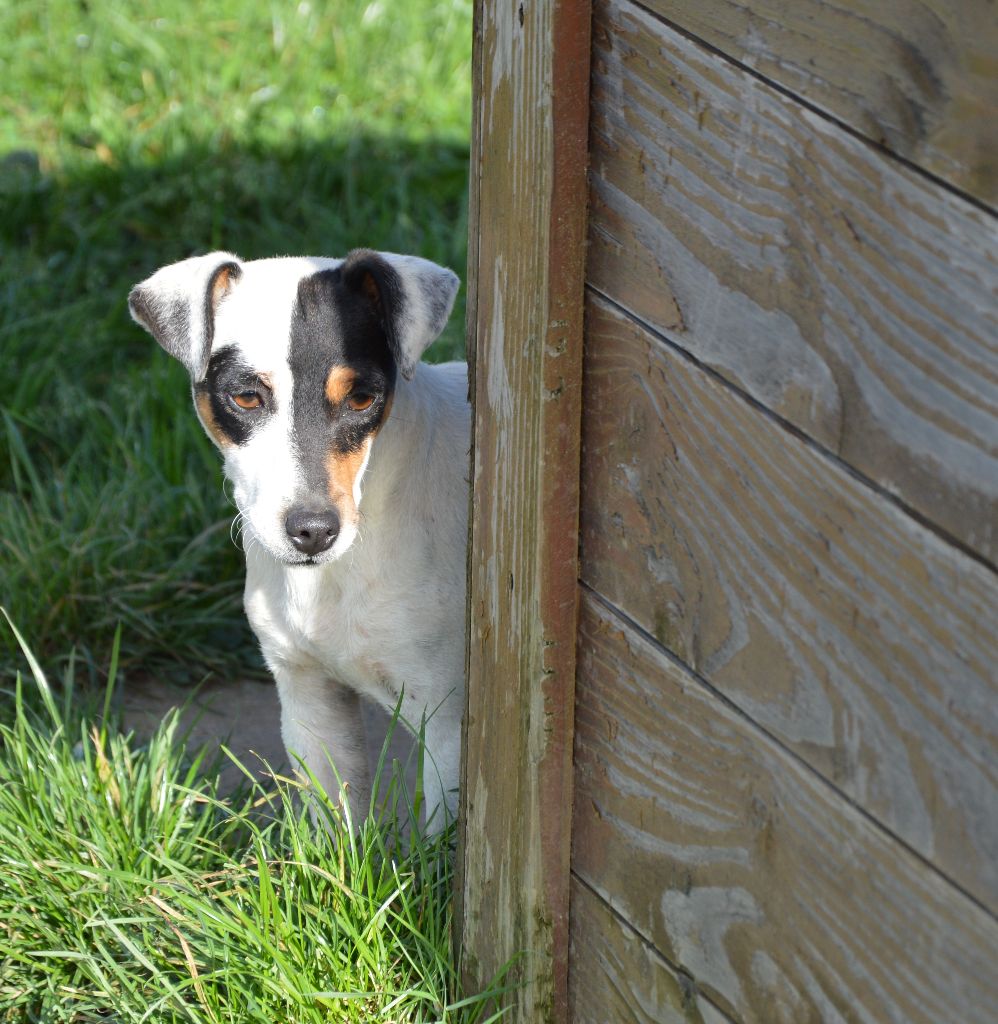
top-left (341, 249), bottom-right (459, 380)
top-left (128, 252), bottom-right (243, 381)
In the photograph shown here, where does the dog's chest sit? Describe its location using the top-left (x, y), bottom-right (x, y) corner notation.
top-left (248, 561), bottom-right (429, 701)
top-left (290, 596), bottom-right (392, 693)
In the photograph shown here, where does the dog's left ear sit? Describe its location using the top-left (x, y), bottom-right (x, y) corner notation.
top-left (128, 252), bottom-right (243, 381)
top-left (342, 250), bottom-right (460, 380)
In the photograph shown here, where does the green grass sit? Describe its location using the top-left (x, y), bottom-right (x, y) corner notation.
top-left (0, 623), bottom-right (513, 1021)
top-left (0, 0), bottom-right (472, 683)
top-left (0, 1), bottom-right (499, 1017)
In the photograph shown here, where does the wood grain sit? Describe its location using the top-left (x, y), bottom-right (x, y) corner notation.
top-left (573, 592), bottom-right (998, 1024)
top-left (642, 0), bottom-right (998, 206)
top-left (569, 877), bottom-right (731, 1024)
top-left (459, 1), bottom-right (590, 1020)
top-left (588, 0), bottom-right (998, 562)
top-left (454, 0), bottom-right (484, 970)
top-left (580, 294), bottom-right (998, 912)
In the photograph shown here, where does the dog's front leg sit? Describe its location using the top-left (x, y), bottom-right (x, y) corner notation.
top-left (422, 711), bottom-right (463, 833)
top-left (272, 666), bottom-right (372, 829)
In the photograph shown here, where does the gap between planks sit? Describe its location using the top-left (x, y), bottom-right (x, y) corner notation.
top-left (623, 0), bottom-right (998, 219)
top-left (586, 282), bottom-right (998, 580)
top-left (571, 870), bottom-right (739, 1024)
top-left (579, 580), bottom-right (998, 924)
top-left (588, 0), bottom-right (998, 564)
top-left (573, 588), bottom-right (998, 1021)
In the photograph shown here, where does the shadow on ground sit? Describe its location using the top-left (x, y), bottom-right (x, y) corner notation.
top-left (122, 675), bottom-right (417, 800)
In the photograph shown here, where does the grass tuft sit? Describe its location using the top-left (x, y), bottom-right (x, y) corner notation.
top-left (0, 3), bottom-right (493, 1013)
top-left (0, 618), bottom-right (514, 1022)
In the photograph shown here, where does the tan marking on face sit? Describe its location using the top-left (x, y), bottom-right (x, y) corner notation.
top-left (195, 392), bottom-right (232, 449)
top-left (325, 436), bottom-right (373, 524)
top-left (325, 365), bottom-right (356, 407)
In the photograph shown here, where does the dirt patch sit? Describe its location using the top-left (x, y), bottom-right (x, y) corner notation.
top-left (122, 676), bottom-right (415, 798)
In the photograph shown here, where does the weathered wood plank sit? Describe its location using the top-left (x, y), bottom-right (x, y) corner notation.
top-left (641, 0), bottom-right (998, 206)
top-left (579, 294), bottom-right (998, 911)
top-left (589, 0), bottom-right (998, 561)
top-left (459, 0), bottom-right (590, 1020)
top-left (573, 592), bottom-right (998, 1024)
top-left (569, 876), bottom-right (730, 1024)
top-left (454, 0), bottom-right (484, 969)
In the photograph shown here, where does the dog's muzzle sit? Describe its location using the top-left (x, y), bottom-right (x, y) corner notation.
top-left (285, 506), bottom-right (340, 557)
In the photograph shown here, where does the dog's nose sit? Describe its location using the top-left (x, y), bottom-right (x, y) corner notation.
top-left (285, 507), bottom-right (340, 556)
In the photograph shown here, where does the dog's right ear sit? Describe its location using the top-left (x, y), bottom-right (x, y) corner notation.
top-left (341, 249), bottom-right (459, 381)
top-left (128, 252), bottom-right (243, 381)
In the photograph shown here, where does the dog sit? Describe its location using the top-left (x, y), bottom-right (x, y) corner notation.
top-left (128, 249), bottom-right (468, 830)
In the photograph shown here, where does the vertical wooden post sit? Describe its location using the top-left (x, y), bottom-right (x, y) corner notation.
top-left (459, 1), bottom-right (591, 1021)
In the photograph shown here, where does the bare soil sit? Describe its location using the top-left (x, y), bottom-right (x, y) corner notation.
top-left (122, 676), bottom-right (416, 797)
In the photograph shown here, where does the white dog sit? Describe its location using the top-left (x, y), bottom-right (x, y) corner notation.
top-left (129, 250), bottom-right (468, 829)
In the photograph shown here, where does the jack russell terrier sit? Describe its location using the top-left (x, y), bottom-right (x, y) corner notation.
top-left (129, 249), bottom-right (468, 830)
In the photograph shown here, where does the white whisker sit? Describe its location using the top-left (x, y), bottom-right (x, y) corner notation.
top-left (230, 511), bottom-right (245, 548)
top-left (221, 475), bottom-right (240, 511)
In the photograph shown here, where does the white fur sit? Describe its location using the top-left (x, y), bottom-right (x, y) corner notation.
top-left (244, 361), bottom-right (469, 828)
top-left (130, 253), bottom-right (468, 830)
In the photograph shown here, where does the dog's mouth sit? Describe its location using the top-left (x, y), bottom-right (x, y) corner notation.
top-left (287, 556), bottom-right (321, 567)
top-left (269, 542), bottom-right (337, 567)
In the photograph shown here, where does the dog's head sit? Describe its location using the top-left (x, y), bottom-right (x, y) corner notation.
top-left (129, 250), bottom-right (459, 565)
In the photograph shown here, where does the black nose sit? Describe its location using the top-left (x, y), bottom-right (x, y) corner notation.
top-left (285, 507), bottom-right (340, 556)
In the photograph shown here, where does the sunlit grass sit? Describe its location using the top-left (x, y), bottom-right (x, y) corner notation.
top-left (0, 618), bottom-right (513, 1021)
top-left (0, 2), bottom-right (490, 1016)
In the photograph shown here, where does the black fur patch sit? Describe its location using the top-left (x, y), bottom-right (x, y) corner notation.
top-left (194, 345), bottom-right (271, 446)
top-left (289, 266), bottom-right (398, 498)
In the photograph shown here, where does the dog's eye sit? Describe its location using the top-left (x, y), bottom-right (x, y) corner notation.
top-left (232, 391), bottom-right (263, 410)
top-left (347, 393), bottom-right (375, 412)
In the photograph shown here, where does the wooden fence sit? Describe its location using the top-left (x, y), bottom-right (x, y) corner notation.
top-left (458, 2), bottom-right (998, 1021)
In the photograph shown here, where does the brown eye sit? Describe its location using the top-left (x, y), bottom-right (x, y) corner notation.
top-left (347, 392), bottom-right (375, 412)
top-left (232, 391), bottom-right (263, 410)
